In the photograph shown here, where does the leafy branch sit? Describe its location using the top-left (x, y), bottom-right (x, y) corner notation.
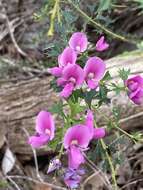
top-left (67, 0), bottom-right (137, 44)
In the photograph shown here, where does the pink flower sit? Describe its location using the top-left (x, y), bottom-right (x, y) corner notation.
top-left (96, 36), bottom-right (109, 51)
top-left (48, 47), bottom-right (77, 77)
top-left (69, 32), bottom-right (88, 53)
top-left (85, 110), bottom-right (106, 140)
top-left (64, 124), bottom-right (91, 169)
top-left (125, 75), bottom-right (143, 105)
top-left (84, 57), bottom-right (106, 89)
top-left (28, 111), bottom-right (55, 148)
top-left (58, 47), bottom-right (77, 67)
top-left (57, 64), bottom-right (84, 98)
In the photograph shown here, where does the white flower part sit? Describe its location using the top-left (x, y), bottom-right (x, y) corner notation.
top-left (71, 140), bottom-right (78, 145)
top-left (76, 46), bottom-right (81, 52)
top-left (88, 72), bottom-right (94, 79)
top-left (69, 77), bottom-right (76, 84)
top-left (45, 129), bottom-right (51, 135)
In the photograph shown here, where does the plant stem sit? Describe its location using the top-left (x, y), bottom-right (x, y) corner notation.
top-left (114, 125), bottom-right (135, 141)
top-left (48, 0), bottom-right (60, 36)
top-left (94, 121), bottom-right (118, 189)
top-left (58, 144), bottom-right (64, 159)
top-left (100, 139), bottom-right (118, 190)
top-left (94, 109), bottom-right (136, 142)
top-left (67, 0), bottom-right (137, 44)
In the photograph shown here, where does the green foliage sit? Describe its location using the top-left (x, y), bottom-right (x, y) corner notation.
top-left (50, 78), bottom-right (62, 92)
top-left (119, 68), bottom-right (131, 81)
top-left (102, 71), bottom-right (112, 81)
top-left (83, 89), bottom-right (98, 108)
top-left (68, 100), bottom-right (85, 118)
top-left (49, 101), bottom-right (64, 116)
top-left (134, 0), bottom-right (143, 10)
top-left (98, 84), bottom-right (110, 105)
top-left (97, 0), bottom-right (112, 15)
top-left (0, 180), bottom-right (8, 188)
top-left (112, 106), bottom-right (121, 121)
top-left (48, 127), bottom-right (63, 150)
top-left (137, 40), bottom-right (143, 50)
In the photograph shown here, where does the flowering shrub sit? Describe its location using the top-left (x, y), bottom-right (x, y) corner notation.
top-left (28, 32), bottom-right (143, 189)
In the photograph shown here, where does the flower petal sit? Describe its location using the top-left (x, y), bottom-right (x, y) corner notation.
top-left (47, 67), bottom-right (63, 77)
top-left (131, 89), bottom-right (143, 105)
top-left (68, 145), bottom-right (85, 169)
top-left (64, 124), bottom-right (91, 149)
top-left (62, 64), bottom-right (84, 86)
top-left (84, 57), bottom-right (106, 82)
top-left (96, 36), bottom-right (109, 51)
top-left (60, 82), bottom-right (74, 98)
top-left (87, 79), bottom-right (99, 89)
top-left (28, 134), bottom-right (49, 148)
top-left (36, 111), bottom-right (55, 140)
top-left (125, 75), bottom-right (143, 91)
top-left (58, 47), bottom-right (77, 67)
top-left (47, 158), bottom-right (61, 173)
top-left (69, 32), bottom-right (88, 53)
top-left (93, 128), bottom-right (106, 139)
top-left (85, 110), bottom-right (94, 139)
top-left (56, 77), bottom-right (67, 86)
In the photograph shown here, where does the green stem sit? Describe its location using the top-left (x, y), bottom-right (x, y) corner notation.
top-left (95, 109), bottom-right (136, 142)
top-left (58, 144), bottom-right (64, 159)
top-left (48, 0), bottom-right (60, 36)
top-left (67, 0), bottom-right (137, 44)
top-left (114, 125), bottom-right (135, 141)
top-left (100, 139), bottom-right (118, 190)
top-left (94, 121), bottom-right (118, 189)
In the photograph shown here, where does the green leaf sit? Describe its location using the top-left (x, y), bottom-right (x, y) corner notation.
top-left (97, 85), bottom-right (110, 106)
top-left (49, 101), bottom-right (63, 116)
top-left (112, 106), bottom-right (121, 121)
top-left (119, 68), bottom-right (131, 81)
top-left (50, 79), bottom-right (62, 92)
top-left (111, 82), bottom-right (125, 94)
top-left (102, 71), bottom-right (112, 81)
top-left (48, 127), bottom-right (63, 150)
top-left (84, 89), bottom-right (98, 107)
top-left (68, 100), bottom-right (84, 117)
top-left (97, 0), bottom-right (111, 14)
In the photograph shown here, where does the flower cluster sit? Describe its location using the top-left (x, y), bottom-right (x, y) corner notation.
top-left (28, 32), bottom-right (143, 189)
top-left (48, 32), bottom-right (108, 98)
top-left (29, 109), bottom-right (105, 188)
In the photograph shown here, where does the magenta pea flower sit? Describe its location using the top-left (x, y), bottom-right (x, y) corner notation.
top-left (57, 64), bottom-right (84, 98)
top-left (48, 47), bottom-right (77, 77)
top-left (64, 124), bottom-right (91, 169)
top-left (28, 111), bottom-right (55, 148)
top-left (85, 110), bottom-right (106, 140)
top-left (69, 32), bottom-right (88, 53)
top-left (64, 168), bottom-right (85, 189)
top-left (58, 47), bottom-right (77, 67)
top-left (125, 75), bottom-right (143, 105)
top-left (47, 67), bottom-right (63, 77)
top-left (84, 57), bottom-right (106, 89)
top-left (96, 36), bottom-right (109, 52)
